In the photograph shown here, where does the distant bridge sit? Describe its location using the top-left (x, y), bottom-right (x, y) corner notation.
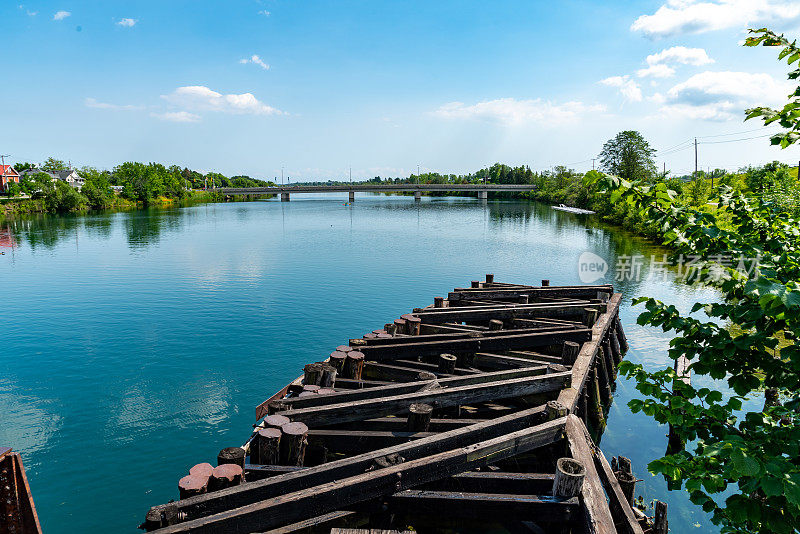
top-left (215, 183), bottom-right (535, 201)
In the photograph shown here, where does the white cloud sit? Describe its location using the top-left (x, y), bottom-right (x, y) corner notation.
top-left (84, 97), bottom-right (142, 111)
top-left (53, 10), bottom-right (70, 21)
top-left (161, 86), bottom-right (283, 116)
top-left (646, 46), bottom-right (714, 66)
top-left (117, 18), bottom-right (137, 27)
top-left (637, 46), bottom-right (713, 78)
top-left (631, 0), bottom-right (800, 39)
top-left (432, 98), bottom-right (605, 125)
top-left (658, 70), bottom-right (790, 120)
top-left (599, 76), bottom-right (643, 102)
top-left (637, 64), bottom-right (676, 78)
top-left (151, 111), bottom-right (201, 123)
top-left (239, 54), bottom-right (270, 70)
top-left (19, 5), bottom-right (37, 16)
top-left (258, 10), bottom-right (270, 16)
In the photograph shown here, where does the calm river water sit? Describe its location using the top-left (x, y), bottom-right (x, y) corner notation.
top-left (1, 194), bottom-right (721, 532)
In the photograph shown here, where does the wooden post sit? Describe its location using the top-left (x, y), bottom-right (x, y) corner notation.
top-left (217, 447), bottom-right (246, 470)
top-left (319, 364), bottom-right (337, 388)
top-left (385, 323), bottom-right (398, 336)
top-left (434, 297), bottom-right (445, 308)
top-left (254, 427), bottom-right (282, 465)
top-left (488, 319), bottom-right (503, 331)
top-left (407, 403), bottom-right (433, 431)
top-left (179, 474), bottom-right (208, 499)
top-left (616, 470), bottom-right (636, 507)
top-left (583, 307), bottom-right (598, 328)
top-left (602, 338), bottom-right (616, 381)
top-left (596, 347), bottom-right (612, 404)
top-left (541, 279), bottom-right (550, 286)
top-left (329, 351), bottom-right (347, 373)
top-left (302, 384), bottom-right (321, 393)
top-left (209, 464), bottom-right (243, 491)
top-left (546, 400), bottom-right (568, 421)
top-left (406, 316), bottom-right (422, 336)
top-left (268, 400), bottom-right (291, 415)
top-left (552, 458), bottom-right (585, 498)
top-left (615, 315), bottom-right (629, 352)
top-left (518, 294), bottom-right (529, 304)
top-left (189, 463), bottom-right (213, 478)
top-left (279, 422), bottom-right (309, 466)
top-left (393, 318), bottom-right (407, 334)
top-left (609, 330), bottom-right (622, 366)
top-left (438, 354), bottom-right (457, 374)
top-left (471, 280), bottom-right (481, 288)
top-left (344, 351), bottom-right (365, 379)
top-left (303, 363), bottom-right (324, 386)
top-left (588, 367), bottom-right (606, 436)
top-left (485, 274), bottom-right (494, 284)
top-left (264, 414), bottom-right (290, 429)
top-left (561, 341), bottom-right (580, 366)
top-left (653, 501), bottom-right (668, 534)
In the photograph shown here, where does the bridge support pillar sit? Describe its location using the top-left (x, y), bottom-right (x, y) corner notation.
top-left (281, 192), bottom-right (290, 202)
top-left (349, 191), bottom-right (355, 202)
top-left (414, 191), bottom-right (422, 201)
top-left (478, 190), bottom-right (488, 200)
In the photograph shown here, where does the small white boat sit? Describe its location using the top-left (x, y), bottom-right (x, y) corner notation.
top-left (551, 203), bottom-right (596, 215)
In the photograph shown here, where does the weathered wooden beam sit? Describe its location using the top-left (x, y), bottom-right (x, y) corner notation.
top-left (413, 303), bottom-right (603, 324)
top-left (382, 489), bottom-right (580, 522)
top-left (592, 448), bottom-right (645, 534)
top-left (306, 429), bottom-right (436, 454)
top-left (356, 329), bottom-right (591, 361)
top-left (422, 471), bottom-right (555, 495)
top-left (557, 294), bottom-right (621, 413)
top-left (259, 511), bottom-right (360, 534)
top-left (473, 353), bottom-right (548, 370)
top-left (145, 404), bottom-right (551, 528)
top-left (353, 325), bottom-right (583, 348)
top-left (564, 415), bottom-right (616, 534)
top-left (328, 416), bottom-right (485, 433)
top-left (147, 418), bottom-right (567, 533)
top-left (448, 285), bottom-right (613, 302)
top-left (274, 372), bottom-right (570, 428)
top-left (273, 366), bottom-right (552, 411)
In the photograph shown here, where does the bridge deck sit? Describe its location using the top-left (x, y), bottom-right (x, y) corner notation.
top-left (216, 184), bottom-right (535, 195)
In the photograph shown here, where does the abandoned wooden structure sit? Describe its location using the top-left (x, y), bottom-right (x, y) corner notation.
top-left (142, 278), bottom-right (667, 534)
top-left (0, 447), bottom-right (42, 534)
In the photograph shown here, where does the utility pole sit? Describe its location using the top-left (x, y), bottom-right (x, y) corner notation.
top-left (591, 158), bottom-right (596, 171)
top-left (349, 166), bottom-right (352, 183)
top-left (417, 164), bottom-right (420, 184)
top-left (281, 166), bottom-right (284, 186)
top-left (663, 161), bottom-right (666, 177)
top-left (694, 138), bottom-right (698, 179)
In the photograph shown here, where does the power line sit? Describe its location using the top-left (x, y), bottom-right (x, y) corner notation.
top-left (696, 127), bottom-right (773, 140)
top-left (699, 133), bottom-right (773, 145)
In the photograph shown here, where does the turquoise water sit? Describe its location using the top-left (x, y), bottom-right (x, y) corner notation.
top-left (1, 195), bottom-right (720, 532)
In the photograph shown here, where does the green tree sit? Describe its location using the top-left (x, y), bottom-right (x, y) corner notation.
top-left (598, 131), bottom-right (657, 182)
top-left (79, 167), bottom-right (115, 209)
top-left (585, 29), bottom-right (800, 534)
top-left (41, 157), bottom-right (68, 172)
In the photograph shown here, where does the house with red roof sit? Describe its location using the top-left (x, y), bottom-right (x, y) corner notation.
top-left (1, 165), bottom-right (20, 191)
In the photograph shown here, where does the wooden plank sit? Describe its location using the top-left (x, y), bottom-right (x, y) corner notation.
top-left (413, 304), bottom-right (602, 324)
top-left (382, 490), bottom-right (580, 522)
top-left (421, 471), bottom-right (555, 495)
top-left (474, 353), bottom-right (548, 370)
top-left (307, 429), bottom-right (436, 454)
top-left (274, 372), bottom-right (571, 428)
top-left (357, 329), bottom-right (591, 361)
top-left (557, 294), bottom-right (620, 413)
top-left (328, 417), bottom-right (485, 433)
top-left (260, 511), bottom-right (360, 534)
top-left (565, 415), bottom-right (616, 534)
top-left (448, 285), bottom-right (612, 301)
top-left (353, 326), bottom-right (575, 347)
top-left (145, 404), bottom-right (550, 527)
top-left (277, 366), bottom-right (550, 410)
top-left (593, 447), bottom-right (646, 534)
top-left (148, 418), bottom-right (567, 533)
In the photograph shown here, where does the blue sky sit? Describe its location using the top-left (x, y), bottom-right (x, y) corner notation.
top-left (2, 0), bottom-right (800, 180)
